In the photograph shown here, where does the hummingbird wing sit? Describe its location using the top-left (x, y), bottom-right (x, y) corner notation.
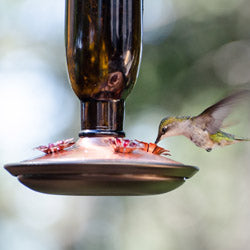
top-left (194, 90), bottom-right (250, 134)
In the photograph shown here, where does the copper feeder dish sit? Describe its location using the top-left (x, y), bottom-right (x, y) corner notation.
top-left (5, 137), bottom-right (198, 195)
top-left (4, 0), bottom-right (198, 196)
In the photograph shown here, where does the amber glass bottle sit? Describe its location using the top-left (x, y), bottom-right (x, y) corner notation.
top-left (65, 0), bottom-right (142, 136)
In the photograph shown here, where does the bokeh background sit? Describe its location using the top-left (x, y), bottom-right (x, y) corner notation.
top-left (1, 0), bottom-right (250, 249)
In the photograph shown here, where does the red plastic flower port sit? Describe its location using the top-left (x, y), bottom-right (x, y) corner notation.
top-left (35, 137), bottom-right (170, 156)
top-left (136, 140), bottom-right (171, 156)
top-left (35, 138), bottom-right (75, 154)
top-left (109, 138), bottom-right (170, 156)
top-left (108, 138), bottom-right (144, 153)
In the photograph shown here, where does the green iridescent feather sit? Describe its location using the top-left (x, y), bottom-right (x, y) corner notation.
top-left (210, 131), bottom-right (249, 143)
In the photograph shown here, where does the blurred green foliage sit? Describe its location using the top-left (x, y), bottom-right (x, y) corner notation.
top-left (128, 7), bottom-right (250, 114)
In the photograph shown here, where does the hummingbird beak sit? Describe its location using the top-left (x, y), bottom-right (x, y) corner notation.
top-left (155, 126), bottom-right (168, 144)
top-left (155, 134), bottom-right (161, 144)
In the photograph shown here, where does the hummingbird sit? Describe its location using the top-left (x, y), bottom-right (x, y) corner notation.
top-left (155, 90), bottom-right (250, 152)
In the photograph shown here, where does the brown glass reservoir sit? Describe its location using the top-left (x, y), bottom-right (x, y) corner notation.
top-left (65, 0), bottom-right (142, 101)
top-left (65, 0), bottom-right (142, 136)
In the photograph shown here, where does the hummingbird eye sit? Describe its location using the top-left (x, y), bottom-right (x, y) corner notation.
top-left (162, 127), bottom-right (168, 133)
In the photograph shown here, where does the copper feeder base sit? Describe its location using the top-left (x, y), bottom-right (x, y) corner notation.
top-left (5, 137), bottom-right (198, 196)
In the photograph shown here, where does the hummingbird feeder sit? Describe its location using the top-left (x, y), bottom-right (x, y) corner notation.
top-left (4, 0), bottom-right (198, 195)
